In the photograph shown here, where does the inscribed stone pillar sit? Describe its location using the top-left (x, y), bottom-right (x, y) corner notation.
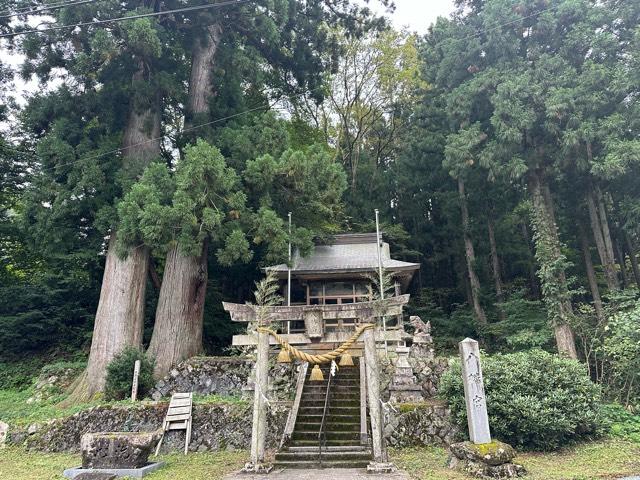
top-left (459, 338), bottom-right (491, 444)
top-left (362, 322), bottom-right (386, 463)
top-left (250, 328), bottom-right (269, 465)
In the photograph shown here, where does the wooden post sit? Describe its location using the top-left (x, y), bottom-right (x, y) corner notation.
top-left (362, 322), bottom-right (386, 463)
top-left (131, 360), bottom-right (141, 402)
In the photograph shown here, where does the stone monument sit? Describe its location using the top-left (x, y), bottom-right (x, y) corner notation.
top-left (0, 421), bottom-right (7, 449)
top-left (63, 431), bottom-right (164, 479)
top-left (388, 345), bottom-right (424, 403)
top-left (448, 338), bottom-right (525, 478)
top-left (408, 316), bottom-right (434, 360)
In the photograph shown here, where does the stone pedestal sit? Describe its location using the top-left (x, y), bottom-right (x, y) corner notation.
top-left (409, 335), bottom-right (434, 360)
top-left (389, 346), bottom-right (424, 403)
top-left (448, 441), bottom-right (525, 478)
top-left (0, 421), bottom-right (7, 449)
top-left (81, 432), bottom-right (160, 469)
top-left (64, 431), bottom-right (164, 479)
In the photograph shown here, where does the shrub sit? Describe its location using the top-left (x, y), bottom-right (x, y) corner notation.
top-left (600, 404), bottom-right (640, 443)
top-left (104, 347), bottom-right (155, 401)
top-left (439, 349), bottom-right (602, 450)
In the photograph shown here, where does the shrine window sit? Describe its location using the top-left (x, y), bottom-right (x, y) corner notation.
top-left (306, 281), bottom-right (372, 305)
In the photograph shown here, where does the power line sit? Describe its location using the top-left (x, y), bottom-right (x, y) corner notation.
top-left (0, 0), bottom-right (89, 18)
top-left (26, 102), bottom-right (277, 173)
top-left (0, 0), bottom-right (102, 20)
top-left (2, 3), bottom-right (568, 172)
top-left (0, 0), bottom-right (252, 38)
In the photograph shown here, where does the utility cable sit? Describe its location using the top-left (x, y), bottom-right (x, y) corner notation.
top-left (0, 0), bottom-right (103, 20)
top-left (0, 0), bottom-right (252, 38)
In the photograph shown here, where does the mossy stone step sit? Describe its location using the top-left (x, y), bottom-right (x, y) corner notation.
top-left (294, 423), bottom-right (361, 433)
top-left (289, 439), bottom-right (363, 447)
top-left (298, 406), bottom-right (360, 415)
top-left (273, 460), bottom-right (371, 469)
top-left (292, 431), bottom-right (360, 441)
top-left (275, 450), bottom-right (372, 462)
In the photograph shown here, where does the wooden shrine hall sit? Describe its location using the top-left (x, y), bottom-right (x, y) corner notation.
top-left (222, 233), bottom-right (420, 473)
top-left (227, 233), bottom-right (420, 352)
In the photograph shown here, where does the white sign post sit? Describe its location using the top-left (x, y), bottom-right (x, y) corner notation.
top-left (459, 338), bottom-right (491, 444)
top-left (131, 360), bottom-right (141, 402)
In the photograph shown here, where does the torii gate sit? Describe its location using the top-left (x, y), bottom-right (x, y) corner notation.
top-left (222, 296), bottom-right (408, 473)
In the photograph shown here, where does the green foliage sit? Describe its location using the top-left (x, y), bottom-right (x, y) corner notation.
top-left (600, 298), bottom-right (640, 404)
top-left (484, 290), bottom-right (554, 351)
top-left (440, 349), bottom-right (602, 450)
top-left (104, 347), bottom-right (155, 401)
top-left (601, 404), bottom-right (640, 443)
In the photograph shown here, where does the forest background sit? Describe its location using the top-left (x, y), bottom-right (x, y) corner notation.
top-left (0, 0), bottom-right (639, 406)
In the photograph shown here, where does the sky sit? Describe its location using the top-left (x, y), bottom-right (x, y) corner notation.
top-left (368, 0), bottom-right (456, 33)
top-left (1, 0), bottom-right (457, 109)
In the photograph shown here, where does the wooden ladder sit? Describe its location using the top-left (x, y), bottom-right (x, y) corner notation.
top-left (154, 392), bottom-right (193, 455)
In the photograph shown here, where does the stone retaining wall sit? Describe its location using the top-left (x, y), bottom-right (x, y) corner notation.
top-left (385, 401), bottom-right (459, 447)
top-left (149, 357), bottom-right (297, 402)
top-left (9, 401), bottom-right (289, 453)
top-left (8, 399), bottom-right (458, 453)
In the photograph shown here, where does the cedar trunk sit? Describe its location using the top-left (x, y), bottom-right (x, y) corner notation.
top-left (147, 243), bottom-right (208, 378)
top-left (624, 233), bottom-right (640, 289)
top-left (586, 187), bottom-right (619, 290)
top-left (487, 216), bottom-right (505, 318)
top-left (67, 63), bottom-right (162, 400)
top-left (458, 178), bottom-right (487, 325)
top-left (528, 171), bottom-right (577, 359)
top-left (520, 221), bottom-right (541, 298)
top-left (579, 224), bottom-right (605, 321)
top-left (146, 24), bottom-right (221, 377)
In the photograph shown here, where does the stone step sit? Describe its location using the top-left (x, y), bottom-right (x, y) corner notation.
top-left (296, 411), bottom-right (360, 424)
top-left (286, 446), bottom-right (368, 453)
top-left (294, 421), bottom-right (360, 429)
top-left (304, 384), bottom-right (359, 392)
top-left (303, 392), bottom-right (360, 400)
top-left (292, 431), bottom-right (360, 441)
top-left (300, 398), bottom-right (360, 410)
top-left (298, 406), bottom-right (360, 415)
top-left (294, 422), bottom-right (361, 433)
top-left (275, 450), bottom-right (372, 462)
top-left (273, 459), bottom-right (371, 469)
top-left (300, 397), bottom-right (360, 405)
top-left (289, 439), bottom-right (363, 447)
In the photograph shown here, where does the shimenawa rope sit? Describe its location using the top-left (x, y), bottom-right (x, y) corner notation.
top-left (256, 323), bottom-right (375, 364)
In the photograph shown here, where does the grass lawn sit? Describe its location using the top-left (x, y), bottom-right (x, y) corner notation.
top-left (394, 440), bottom-right (640, 480)
top-left (0, 389), bottom-right (248, 427)
top-left (0, 440), bottom-right (638, 479)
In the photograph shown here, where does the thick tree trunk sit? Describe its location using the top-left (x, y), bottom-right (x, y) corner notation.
top-left (520, 221), bottom-right (541, 299)
top-left (587, 187), bottom-right (619, 290)
top-left (147, 25), bottom-right (221, 376)
top-left (458, 178), bottom-right (487, 325)
top-left (528, 170), bottom-right (577, 359)
top-left (185, 23), bottom-right (222, 128)
top-left (614, 237), bottom-right (628, 289)
top-left (67, 63), bottom-right (162, 401)
top-left (579, 224), bottom-right (605, 321)
top-left (487, 216), bottom-right (505, 318)
top-left (624, 233), bottom-right (640, 289)
top-left (147, 242), bottom-right (208, 378)
top-left (595, 186), bottom-right (615, 265)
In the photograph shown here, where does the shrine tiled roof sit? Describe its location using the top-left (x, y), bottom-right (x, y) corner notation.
top-left (267, 233), bottom-right (420, 275)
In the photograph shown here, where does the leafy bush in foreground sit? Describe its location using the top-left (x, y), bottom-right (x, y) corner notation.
top-left (104, 347), bottom-right (155, 401)
top-left (439, 349), bottom-right (602, 450)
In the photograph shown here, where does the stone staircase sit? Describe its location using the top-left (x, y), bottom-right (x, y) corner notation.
top-left (274, 359), bottom-right (372, 468)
